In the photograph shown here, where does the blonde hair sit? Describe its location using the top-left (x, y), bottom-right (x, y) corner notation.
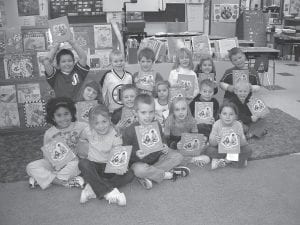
top-left (172, 48), bottom-right (194, 70)
top-left (88, 104), bottom-right (111, 128)
top-left (109, 49), bottom-right (124, 62)
top-left (169, 97), bottom-right (192, 120)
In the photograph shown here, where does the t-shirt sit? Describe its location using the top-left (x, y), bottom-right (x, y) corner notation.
top-left (100, 69), bottom-right (133, 112)
top-left (154, 98), bottom-right (169, 127)
top-left (81, 126), bottom-right (122, 163)
top-left (164, 115), bottom-right (198, 137)
top-left (46, 62), bottom-right (90, 101)
top-left (133, 70), bottom-right (163, 93)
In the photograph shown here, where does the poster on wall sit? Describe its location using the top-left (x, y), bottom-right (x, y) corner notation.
top-left (17, 0), bottom-right (40, 16)
top-left (0, 103), bottom-right (20, 129)
top-left (0, 85), bottom-right (17, 103)
top-left (4, 54), bottom-right (35, 79)
top-left (214, 4), bottom-right (239, 22)
top-left (24, 101), bottom-right (46, 127)
top-left (94, 24), bottom-right (113, 49)
top-left (17, 83), bottom-right (41, 103)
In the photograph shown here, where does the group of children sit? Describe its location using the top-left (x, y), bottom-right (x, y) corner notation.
top-left (26, 37), bottom-right (268, 206)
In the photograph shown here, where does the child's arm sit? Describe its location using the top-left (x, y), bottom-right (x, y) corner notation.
top-left (193, 73), bottom-right (200, 98)
top-left (209, 124), bottom-right (220, 146)
top-left (42, 43), bottom-right (60, 76)
top-left (237, 122), bottom-right (248, 146)
top-left (68, 39), bottom-right (88, 67)
top-left (220, 82), bottom-right (234, 92)
top-left (168, 70), bottom-right (178, 87)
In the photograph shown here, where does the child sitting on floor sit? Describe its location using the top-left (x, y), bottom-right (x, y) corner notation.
top-left (154, 80), bottom-right (170, 129)
top-left (122, 94), bottom-right (190, 190)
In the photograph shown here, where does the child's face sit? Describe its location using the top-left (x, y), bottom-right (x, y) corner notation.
top-left (53, 107), bottom-right (72, 129)
top-left (220, 106), bottom-right (236, 126)
top-left (135, 102), bottom-right (155, 126)
top-left (83, 86), bottom-right (98, 101)
top-left (231, 52), bottom-right (246, 69)
top-left (111, 55), bottom-right (125, 72)
top-left (139, 57), bottom-right (154, 72)
top-left (173, 100), bottom-right (188, 120)
top-left (234, 84), bottom-right (250, 103)
top-left (59, 55), bottom-right (75, 74)
top-left (91, 114), bottom-right (110, 135)
top-left (201, 60), bottom-right (213, 73)
top-left (122, 89), bottom-right (136, 108)
top-left (157, 84), bottom-right (169, 101)
top-left (179, 52), bottom-right (190, 68)
top-left (199, 84), bottom-right (214, 101)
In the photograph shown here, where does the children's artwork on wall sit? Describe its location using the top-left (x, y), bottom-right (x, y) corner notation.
top-left (48, 16), bottom-right (72, 43)
top-left (17, 83), bottom-right (41, 103)
top-left (5, 27), bottom-right (23, 53)
top-left (232, 70), bottom-right (249, 86)
top-left (72, 26), bottom-right (93, 51)
top-left (94, 24), bottom-right (113, 49)
top-left (36, 51), bottom-right (48, 76)
top-left (24, 101), bottom-right (46, 127)
top-left (0, 102), bottom-right (20, 128)
top-left (178, 133), bottom-right (207, 157)
top-left (4, 54), bottom-right (35, 79)
top-left (247, 96), bottom-right (270, 118)
top-left (0, 85), bottom-right (17, 103)
top-left (75, 100), bottom-right (98, 123)
top-left (89, 50), bottom-right (111, 71)
top-left (0, 29), bottom-right (5, 54)
top-left (195, 102), bottom-right (213, 124)
top-left (23, 31), bottom-right (46, 51)
top-left (214, 4), bottom-right (239, 22)
top-left (17, 0), bottom-right (40, 16)
top-left (105, 146), bottom-right (132, 175)
top-left (218, 128), bottom-right (240, 154)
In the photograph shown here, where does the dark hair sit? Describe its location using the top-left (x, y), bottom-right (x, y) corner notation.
top-left (154, 80), bottom-right (170, 98)
top-left (199, 79), bottom-right (215, 90)
top-left (77, 80), bottom-right (103, 103)
top-left (228, 47), bottom-right (245, 61)
top-left (219, 101), bottom-right (239, 116)
top-left (56, 49), bottom-right (75, 65)
top-left (46, 97), bottom-right (77, 126)
top-left (121, 84), bottom-right (137, 97)
top-left (134, 94), bottom-right (155, 110)
top-left (195, 55), bottom-right (216, 74)
top-left (138, 47), bottom-right (155, 62)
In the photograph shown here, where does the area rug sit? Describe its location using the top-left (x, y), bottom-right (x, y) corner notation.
top-left (0, 108), bottom-right (299, 183)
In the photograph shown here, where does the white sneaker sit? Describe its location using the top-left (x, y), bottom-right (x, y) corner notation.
top-left (137, 178), bottom-right (153, 190)
top-left (29, 177), bottom-right (37, 189)
top-left (191, 155), bottom-right (211, 167)
top-left (105, 188), bottom-right (126, 206)
top-left (66, 176), bottom-right (85, 188)
top-left (211, 158), bottom-right (227, 170)
top-left (80, 183), bottom-right (96, 204)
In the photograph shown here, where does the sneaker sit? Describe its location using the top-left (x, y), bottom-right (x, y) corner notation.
top-left (190, 155), bottom-right (211, 167)
top-left (172, 166), bottom-right (190, 181)
top-left (66, 176), bottom-right (85, 188)
top-left (211, 158), bottom-right (227, 170)
top-left (137, 178), bottom-right (153, 190)
top-left (104, 188), bottom-right (126, 206)
top-left (80, 183), bottom-right (96, 204)
top-left (29, 177), bottom-right (37, 189)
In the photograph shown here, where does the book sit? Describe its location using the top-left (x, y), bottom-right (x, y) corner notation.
top-left (167, 37), bottom-right (185, 62)
top-left (198, 73), bottom-right (215, 83)
top-left (135, 122), bottom-right (164, 156)
top-left (135, 71), bottom-right (156, 91)
top-left (178, 74), bottom-right (195, 98)
top-left (178, 133), bottom-right (207, 157)
top-left (24, 101), bottom-right (46, 127)
top-left (218, 127), bottom-right (240, 154)
top-left (104, 146), bottom-right (132, 175)
top-left (168, 87), bottom-right (186, 104)
top-left (118, 107), bottom-right (136, 128)
top-left (0, 102), bottom-right (20, 128)
top-left (48, 16), bottom-right (72, 43)
top-left (4, 54), bottom-right (35, 79)
top-left (89, 50), bottom-right (111, 71)
top-left (94, 24), bottom-right (112, 49)
top-left (23, 31), bottom-right (46, 51)
top-left (5, 27), bottom-right (23, 53)
top-left (75, 100), bottom-right (98, 123)
top-left (191, 35), bottom-right (212, 55)
top-left (194, 102), bottom-right (214, 124)
top-left (41, 139), bottom-right (76, 170)
top-left (0, 85), bottom-right (17, 103)
top-left (215, 37), bottom-right (238, 59)
top-left (139, 38), bottom-right (164, 61)
top-left (36, 51), bottom-right (48, 76)
top-left (0, 29), bottom-right (5, 54)
top-left (232, 70), bottom-right (249, 86)
top-left (247, 97), bottom-right (270, 118)
top-left (17, 83), bottom-right (41, 103)
top-left (73, 26), bottom-right (93, 51)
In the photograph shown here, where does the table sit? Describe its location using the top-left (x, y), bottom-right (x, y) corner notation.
top-left (238, 40), bottom-right (255, 47)
top-left (241, 47), bottom-right (280, 87)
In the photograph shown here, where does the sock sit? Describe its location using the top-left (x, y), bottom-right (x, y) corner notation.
top-left (163, 172), bottom-right (173, 180)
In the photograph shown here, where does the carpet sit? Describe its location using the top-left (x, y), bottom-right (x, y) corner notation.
top-left (1, 108), bottom-right (300, 183)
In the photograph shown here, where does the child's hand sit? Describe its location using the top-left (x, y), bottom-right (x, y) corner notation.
top-left (215, 135), bottom-right (222, 143)
top-left (251, 115), bottom-right (258, 122)
top-left (136, 150), bottom-right (146, 159)
top-left (177, 141), bottom-right (183, 150)
top-left (161, 144), bottom-right (169, 154)
top-left (227, 85), bottom-right (234, 92)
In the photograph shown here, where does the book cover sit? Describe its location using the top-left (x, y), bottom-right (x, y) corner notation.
top-left (104, 146), bottom-right (132, 175)
top-left (232, 70), bottom-right (249, 86)
top-left (135, 122), bottom-right (164, 156)
top-left (24, 101), bottom-right (46, 127)
top-left (94, 24), bottom-right (112, 49)
top-left (247, 97), bottom-right (270, 118)
top-left (0, 102), bottom-right (20, 128)
top-left (0, 85), bottom-right (17, 103)
top-left (178, 74), bottom-right (195, 98)
top-left (36, 51), bottom-right (48, 76)
top-left (89, 50), bottom-right (111, 71)
top-left (195, 102), bottom-right (214, 124)
top-left (17, 83), bottom-right (41, 103)
top-left (73, 26), bottom-right (93, 51)
top-left (4, 54), bottom-right (35, 79)
top-left (23, 31), bottom-right (46, 51)
top-left (168, 87), bottom-right (186, 104)
top-left (191, 35), bottom-right (212, 55)
top-left (41, 139), bottom-right (76, 170)
top-left (5, 27), bottom-right (23, 53)
top-left (178, 133), bottom-right (207, 157)
top-left (75, 100), bottom-right (98, 123)
top-left (139, 38), bottom-right (163, 61)
top-left (167, 37), bottom-right (185, 62)
top-left (118, 107), bottom-right (136, 129)
top-left (198, 73), bottom-right (215, 83)
top-left (135, 71), bottom-right (156, 91)
top-left (215, 37), bottom-right (238, 59)
top-left (218, 127), bottom-right (240, 154)
top-left (0, 29), bottom-right (5, 54)
top-left (48, 16), bottom-right (71, 43)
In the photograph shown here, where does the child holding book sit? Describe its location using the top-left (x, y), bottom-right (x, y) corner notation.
top-left (206, 102), bottom-right (252, 169)
top-left (42, 38), bottom-right (90, 101)
top-left (220, 47), bottom-right (260, 101)
top-left (122, 94), bottom-right (190, 189)
top-left (100, 49), bottom-right (133, 113)
top-left (133, 47), bottom-right (163, 95)
top-left (26, 97), bottom-right (87, 190)
top-left (111, 84), bottom-right (137, 134)
top-left (78, 104), bottom-right (134, 205)
top-left (76, 80), bottom-right (103, 103)
top-left (154, 80), bottom-right (170, 129)
top-left (189, 79), bottom-right (219, 138)
top-left (194, 55), bottom-right (218, 94)
top-left (168, 48), bottom-right (199, 99)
